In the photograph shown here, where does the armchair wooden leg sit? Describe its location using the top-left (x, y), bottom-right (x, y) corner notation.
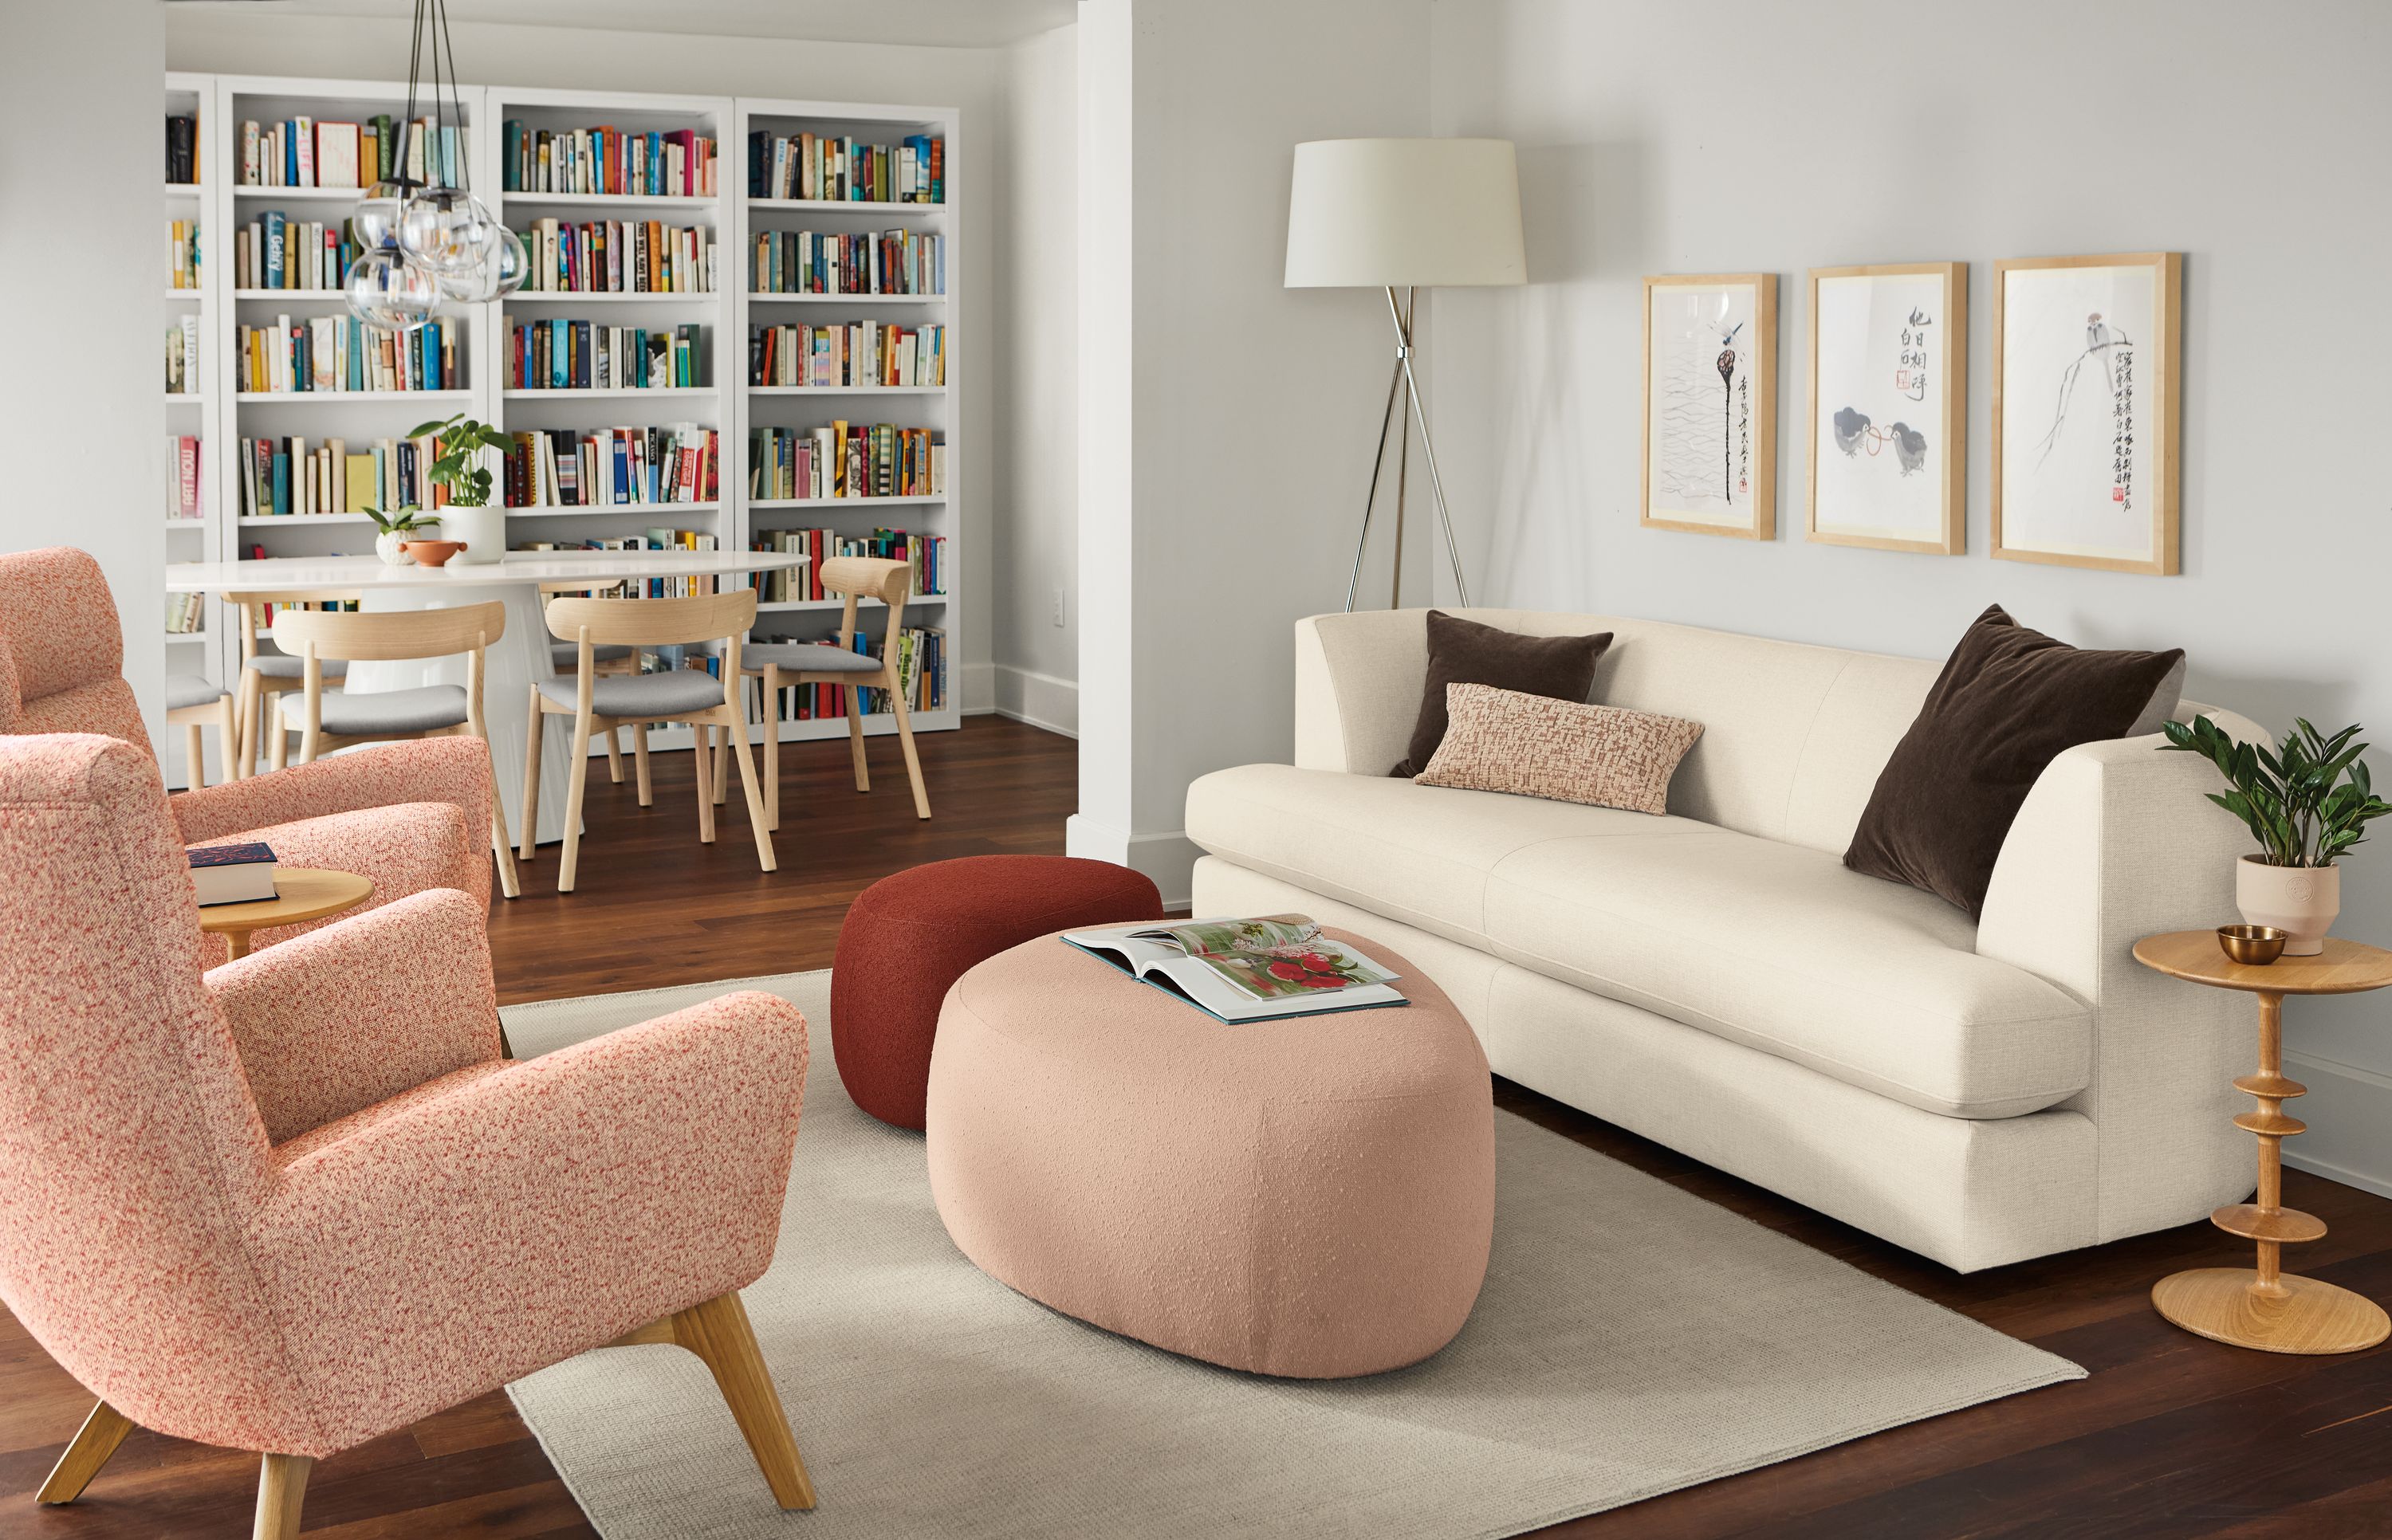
top-left (726, 714), bottom-right (777, 874)
top-left (185, 721), bottom-right (208, 791)
top-left (631, 722), bottom-right (653, 806)
top-left (673, 1294), bottom-right (816, 1511)
top-left (844, 687), bottom-right (869, 792)
top-left (712, 723), bottom-right (730, 807)
top-left (218, 693), bottom-right (239, 783)
top-left (762, 665), bottom-right (782, 831)
top-left (888, 686), bottom-right (930, 821)
top-left (478, 727), bottom-right (521, 900)
top-left (34, 1400), bottom-right (135, 1505)
top-left (604, 725), bottom-right (624, 784)
top-left (236, 671), bottom-right (259, 779)
top-left (692, 721), bottom-right (718, 845)
top-left (519, 684), bottom-right (544, 862)
top-left (254, 1453), bottom-right (313, 1540)
top-left (559, 709), bottom-right (594, 893)
top-left (268, 697), bottom-right (289, 771)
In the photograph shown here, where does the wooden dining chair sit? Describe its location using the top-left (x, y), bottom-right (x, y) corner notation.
top-left (268, 602), bottom-right (521, 901)
top-left (722, 556), bottom-right (931, 831)
top-left (226, 590), bottom-right (360, 776)
top-left (165, 674), bottom-right (238, 788)
top-left (540, 579), bottom-right (639, 788)
top-left (527, 590), bottom-right (774, 893)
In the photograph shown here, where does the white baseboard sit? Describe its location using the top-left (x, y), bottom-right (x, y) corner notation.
top-left (2281, 1050), bottom-right (2392, 1200)
top-left (961, 660), bottom-right (997, 715)
top-left (991, 663), bottom-right (1078, 737)
top-left (1064, 815), bottom-right (1200, 908)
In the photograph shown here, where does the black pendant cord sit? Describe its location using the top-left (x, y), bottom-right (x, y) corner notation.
top-left (396, 0), bottom-right (426, 192)
top-left (435, 0), bottom-right (470, 194)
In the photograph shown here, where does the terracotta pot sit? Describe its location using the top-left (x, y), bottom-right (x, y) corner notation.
top-left (400, 540), bottom-right (466, 568)
top-left (2236, 856), bottom-right (2340, 957)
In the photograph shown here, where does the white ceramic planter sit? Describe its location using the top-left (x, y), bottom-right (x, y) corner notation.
top-left (373, 530), bottom-right (415, 567)
top-left (2236, 856), bottom-right (2341, 956)
top-left (439, 505), bottom-right (507, 565)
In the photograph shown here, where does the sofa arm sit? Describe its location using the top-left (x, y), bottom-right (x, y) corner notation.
top-left (1294, 611), bottom-right (1432, 774)
top-left (207, 888), bottom-right (502, 1143)
top-left (171, 737), bottom-right (493, 849)
top-left (1977, 712), bottom-right (2267, 1241)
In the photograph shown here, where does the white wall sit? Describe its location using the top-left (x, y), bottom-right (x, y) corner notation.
top-left (1068, 0), bottom-right (1432, 901)
top-left (1424, 0), bottom-right (2392, 1189)
top-left (0, 0), bottom-right (166, 740)
top-left (991, 21), bottom-right (1080, 734)
top-left (166, 7), bottom-right (1029, 716)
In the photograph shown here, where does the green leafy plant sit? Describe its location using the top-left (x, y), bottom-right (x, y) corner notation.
top-left (363, 502), bottom-right (440, 537)
top-left (405, 413), bottom-right (511, 509)
top-left (2161, 716), bottom-right (2392, 868)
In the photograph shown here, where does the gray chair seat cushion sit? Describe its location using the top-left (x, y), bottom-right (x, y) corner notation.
top-left (539, 670), bottom-right (726, 717)
top-left (166, 674), bottom-right (222, 711)
top-left (742, 642), bottom-right (879, 675)
top-left (551, 642), bottom-right (637, 666)
top-left (248, 652), bottom-right (347, 680)
top-left (278, 685), bottom-right (470, 736)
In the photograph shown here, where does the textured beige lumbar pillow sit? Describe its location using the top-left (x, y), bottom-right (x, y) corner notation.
top-left (1414, 682), bottom-right (1704, 815)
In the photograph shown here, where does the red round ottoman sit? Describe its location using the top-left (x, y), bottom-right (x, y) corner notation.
top-left (832, 854), bottom-right (1163, 1129)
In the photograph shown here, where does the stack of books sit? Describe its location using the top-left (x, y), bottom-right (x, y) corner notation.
top-left (238, 115), bottom-right (464, 189)
top-left (236, 212), bottom-right (362, 292)
top-left (239, 434), bottom-right (443, 518)
top-left (167, 218), bottom-right (201, 289)
top-left (503, 424), bottom-right (719, 508)
top-left (164, 436), bottom-right (203, 521)
top-left (749, 422), bottom-right (944, 501)
top-left (507, 320), bottom-right (701, 391)
top-left (515, 218), bottom-right (714, 293)
top-left (164, 114), bottom-right (200, 184)
top-left (749, 321), bottom-right (944, 388)
top-left (237, 315), bottom-right (458, 394)
top-left (165, 592), bottom-right (207, 635)
top-left (746, 131), bottom-right (942, 204)
top-left (502, 123), bottom-right (717, 197)
top-left (164, 316), bottom-right (202, 395)
top-left (749, 528), bottom-right (945, 603)
top-left (749, 228), bottom-right (944, 295)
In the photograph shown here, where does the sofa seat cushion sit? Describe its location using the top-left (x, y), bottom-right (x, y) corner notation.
top-left (1186, 764), bottom-right (2092, 1120)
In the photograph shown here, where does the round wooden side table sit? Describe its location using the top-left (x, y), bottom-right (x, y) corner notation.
top-left (2131, 929), bottom-right (2392, 1355)
top-left (199, 868), bottom-right (375, 961)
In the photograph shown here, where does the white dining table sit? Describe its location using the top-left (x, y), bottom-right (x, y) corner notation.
top-left (164, 549), bottom-right (808, 844)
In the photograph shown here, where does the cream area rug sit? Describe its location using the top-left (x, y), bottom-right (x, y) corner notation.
top-left (502, 972), bottom-right (2083, 1539)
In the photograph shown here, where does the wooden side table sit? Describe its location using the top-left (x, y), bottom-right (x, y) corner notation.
top-left (2131, 930), bottom-right (2392, 1354)
top-left (199, 868), bottom-right (374, 961)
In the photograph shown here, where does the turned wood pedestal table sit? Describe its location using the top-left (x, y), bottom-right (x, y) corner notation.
top-left (2132, 930), bottom-right (2392, 1355)
top-left (198, 868), bottom-right (374, 961)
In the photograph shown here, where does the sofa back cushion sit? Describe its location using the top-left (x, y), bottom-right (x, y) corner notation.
top-left (1302, 607), bottom-right (1938, 853)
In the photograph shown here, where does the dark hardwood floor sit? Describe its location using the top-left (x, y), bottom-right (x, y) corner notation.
top-left (5, 714), bottom-right (2388, 1536)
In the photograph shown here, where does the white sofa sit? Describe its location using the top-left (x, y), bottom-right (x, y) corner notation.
top-left (1186, 608), bottom-right (2264, 1272)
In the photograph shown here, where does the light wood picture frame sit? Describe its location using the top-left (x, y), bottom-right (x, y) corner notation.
top-left (1642, 273), bottom-right (1777, 540)
top-left (1991, 252), bottom-right (2182, 575)
top-left (1805, 261), bottom-right (1966, 555)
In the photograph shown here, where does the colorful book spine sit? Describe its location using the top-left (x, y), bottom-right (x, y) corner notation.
top-left (747, 228), bottom-right (943, 296)
top-left (506, 319), bottom-right (702, 391)
top-left (746, 132), bottom-right (944, 204)
top-left (502, 424), bottom-right (719, 508)
top-left (238, 116), bottom-right (463, 188)
top-left (236, 316), bottom-right (458, 394)
top-left (166, 218), bottom-right (202, 289)
top-left (163, 436), bottom-right (204, 520)
top-left (748, 422), bottom-right (944, 501)
top-left (164, 315), bottom-right (202, 395)
top-left (515, 218), bottom-right (715, 294)
top-left (502, 122), bottom-right (719, 197)
top-left (748, 321), bottom-right (945, 388)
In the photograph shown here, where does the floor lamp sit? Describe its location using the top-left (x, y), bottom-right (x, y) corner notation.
top-left (1285, 138), bottom-right (1525, 611)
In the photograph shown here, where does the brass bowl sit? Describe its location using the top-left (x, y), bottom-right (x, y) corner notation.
top-left (2217, 925), bottom-right (2288, 965)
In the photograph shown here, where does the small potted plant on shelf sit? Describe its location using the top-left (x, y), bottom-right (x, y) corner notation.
top-left (407, 413), bottom-right (513, 566)
top-left (2162, 716), bottom-right (2392, 953)
top-left (364, 503), bottom-right (440, 567)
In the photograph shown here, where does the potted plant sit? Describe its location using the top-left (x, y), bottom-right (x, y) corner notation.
top-left (2161, 716), bottom-right (2392, 953)
top-left (364, 503), bottom-right (440, 567)
top-left (406, 413), bottom-right (513, 566)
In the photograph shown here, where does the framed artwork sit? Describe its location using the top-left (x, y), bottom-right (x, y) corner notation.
top-left (1642, 273), bottom-right (1777, 539)
top-left (1806, 261), bottom-right (1966, 554)
top-left (1992, 252), bottom-right (2182, 574)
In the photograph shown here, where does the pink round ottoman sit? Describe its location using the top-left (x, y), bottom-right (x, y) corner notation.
top-left (926, 928), bottom-right (1494, 1378)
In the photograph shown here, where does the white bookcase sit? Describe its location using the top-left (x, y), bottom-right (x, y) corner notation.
top-left (734, 96), bottom-right (961, 748)
top-left (164, 72), bottom-right (215, 788)
top-left (169, 73), bottom-right (963, 762)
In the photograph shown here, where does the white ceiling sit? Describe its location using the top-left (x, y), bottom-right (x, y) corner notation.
top-left (170, 0), bottom-right (1080, 50)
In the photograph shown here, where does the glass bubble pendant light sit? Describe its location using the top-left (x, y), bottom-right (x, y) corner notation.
top-left (348, 0), bottom-right (504, 330)
top-left (344, 242), bottom-right (439, 332)
top-left (401, 187), bottom-right (506, 278)
top-left (437, 223), bottom-right (526, 302)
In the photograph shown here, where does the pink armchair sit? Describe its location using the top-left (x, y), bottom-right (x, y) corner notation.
top-left (0, 734), bottom-right (817, 1537)
top-left (0, 546), bottom-right (506, 949)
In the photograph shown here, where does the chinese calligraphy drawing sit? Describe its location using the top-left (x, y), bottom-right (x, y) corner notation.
top-left (1643, 273), bottom-right (1777, 540)
top-left (1807, 262), bottom-right (1967, 553)
top-left (1993, 253), bottom-right (2182, 575)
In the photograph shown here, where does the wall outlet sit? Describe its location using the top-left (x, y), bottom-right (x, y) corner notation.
top-left (1052, 586), bottom-right (1068, 627)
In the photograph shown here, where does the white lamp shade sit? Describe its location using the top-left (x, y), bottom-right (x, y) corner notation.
top-left (1284, 138), bottom-right (1526, 289)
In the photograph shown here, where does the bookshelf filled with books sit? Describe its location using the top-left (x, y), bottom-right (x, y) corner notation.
top-left (735, 97), bottom-right (958, 748)
top-left (165, 76), bottom-right (964, 762)
top-left (164, 73), bottom-right (217, 788)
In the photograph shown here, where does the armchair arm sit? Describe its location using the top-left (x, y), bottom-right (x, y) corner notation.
top-left (171, 736), bottom-right (493, 848)
top-left (207, 888), bottom-right (501, 1144)
top-left (1976, 713), bottom-right (2266, 1241)
top-left (244, 992), bottom-right (808, 1450)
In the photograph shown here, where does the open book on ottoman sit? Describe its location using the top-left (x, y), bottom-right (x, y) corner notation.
top-left (1061, 914), bottom-right (1406, 1023)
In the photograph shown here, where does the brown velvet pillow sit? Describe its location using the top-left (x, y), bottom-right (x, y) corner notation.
top-left (1844, 604), bottom-right (2185, 917)
top-left (1389, 611), bottom-right (1613, 777)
